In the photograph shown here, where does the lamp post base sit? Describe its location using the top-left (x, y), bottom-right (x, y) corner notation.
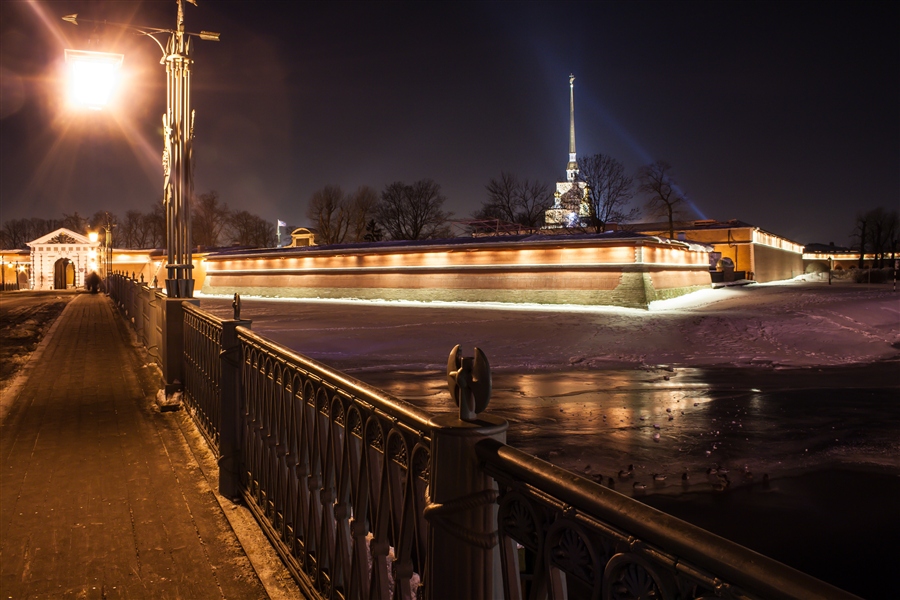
top-left (160, 296), bottom-right (199, 396)
top-left (165, 277), bottom-right (194, 299)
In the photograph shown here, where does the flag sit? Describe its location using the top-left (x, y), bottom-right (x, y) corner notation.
top-left (277, 220), bottom-right (287, 228)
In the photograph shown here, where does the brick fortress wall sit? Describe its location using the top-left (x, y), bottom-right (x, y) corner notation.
top-left (201, 235), bottom-right (712, 309)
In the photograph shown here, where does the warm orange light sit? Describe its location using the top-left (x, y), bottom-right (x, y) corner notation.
top-left (65, 49), bottom-right (123, 110)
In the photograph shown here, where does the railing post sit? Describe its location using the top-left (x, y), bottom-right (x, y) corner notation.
top-left (158, 297), bottom-right (198, 405)
top-left (426, 346), bottom-right (507, 599)
top-left (218, 295), bottom-right (250, 499)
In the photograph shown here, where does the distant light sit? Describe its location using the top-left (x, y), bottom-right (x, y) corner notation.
top-left (88, 231), bottom-right (99, 242)
top-left (64, 49), bottom-right (124, 110)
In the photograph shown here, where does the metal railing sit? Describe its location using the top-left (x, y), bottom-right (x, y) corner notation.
top-left (477, 439), bottom-right (851, 600)
top-left (182, 304), bottom-right (223, 451)
top-left (237, 327), bottom-right (433, 599)
top-left (108, 272), bottom-right (164, 364)
top-left (106, 273), bottom-right (859, 600)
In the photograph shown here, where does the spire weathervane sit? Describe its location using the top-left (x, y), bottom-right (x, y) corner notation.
top-left (566, 74), bottom-right (578, 182)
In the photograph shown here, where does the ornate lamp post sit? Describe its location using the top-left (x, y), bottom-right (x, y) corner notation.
top-left (63, 0), bottom-right (219, 298)
top-left (64, 1), bottom-right (219, 397)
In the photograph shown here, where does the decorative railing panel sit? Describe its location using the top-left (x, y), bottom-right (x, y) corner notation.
top-left (182, 304), bottom-right (224, 451)
top-left (476, 439), bottom-right (856, 600)
top-left (107, 273), bottom-right (164, 368)
top-left (237, 327), bottom-right (433, 600)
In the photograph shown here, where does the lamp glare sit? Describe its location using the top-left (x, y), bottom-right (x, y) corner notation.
top-left (65, 49), bottom-right (124, 110)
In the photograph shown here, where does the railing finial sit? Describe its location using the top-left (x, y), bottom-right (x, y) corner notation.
top-left (232, 293), bottom-right (241, 320)
top-left (447, 345), bottom-right (492, 421)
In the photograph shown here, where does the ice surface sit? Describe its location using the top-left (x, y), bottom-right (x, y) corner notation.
top-left (197, 280), bottom-right (900, 372)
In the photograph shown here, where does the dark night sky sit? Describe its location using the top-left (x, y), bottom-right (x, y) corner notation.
top-left (2, 1), bottom-right (898, 246)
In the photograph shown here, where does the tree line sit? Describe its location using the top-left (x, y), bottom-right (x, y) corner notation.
top-left (306, 158), bottom-right (686, 245)
top-left (305, 180), bottom-right (453, 245)
top-left (471, 157), bottom-right (688, 237)
top-left (0, 191), bottom-right (275, 250)
top-left (852, 207), bottom-right (899, 268)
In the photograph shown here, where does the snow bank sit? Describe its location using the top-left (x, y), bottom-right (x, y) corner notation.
top-left (197, 281), bottom-right (900, 371)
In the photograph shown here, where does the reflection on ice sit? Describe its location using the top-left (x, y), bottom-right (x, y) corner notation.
top-left (359, 366), bottom-right (899, 499)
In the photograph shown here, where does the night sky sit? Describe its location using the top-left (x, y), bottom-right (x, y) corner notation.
top-left (2, 1), bottom-right (897, 246)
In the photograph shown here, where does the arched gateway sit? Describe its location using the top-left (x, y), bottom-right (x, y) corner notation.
top-left (26, 228), bottom-right (101, 290)
top-left (53, 258), bottom-right (76, 289)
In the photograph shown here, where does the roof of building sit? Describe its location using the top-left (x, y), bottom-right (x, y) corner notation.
top-left (628, 219), bottom-right (757, 232)
top-left (206, 229), bottom-right (709, 258)
top-left (803, 242), bottom-right (853, 253)
top-left (26, 227), bottom-right (96, 247)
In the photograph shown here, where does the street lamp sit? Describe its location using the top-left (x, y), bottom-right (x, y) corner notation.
top-left (63, 1), bottom-right (220, 398)
top-left (62, 1), bottom-right (220, 298)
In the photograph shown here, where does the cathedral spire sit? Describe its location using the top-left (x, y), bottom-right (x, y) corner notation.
top-left (566, 74), bottom-right (578, 182)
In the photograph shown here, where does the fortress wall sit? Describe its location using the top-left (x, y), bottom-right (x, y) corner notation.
top-left (753, 244), bottom-right (804, 282)
top-left (202, 238), bottom-right (711, 309)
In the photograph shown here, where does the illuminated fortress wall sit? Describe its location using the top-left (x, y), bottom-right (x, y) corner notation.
top-left (202, 235), bottom-right (712, 309)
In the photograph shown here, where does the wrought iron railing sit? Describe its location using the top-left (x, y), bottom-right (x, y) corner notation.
top-left (107, 272), bottom-right (164, 365)
top-left (182, 304), bottom-right (224, 451)
top-left (236, 327), bottom-right (433, 600)
top-left (476, 439), bottom-right (854, 600)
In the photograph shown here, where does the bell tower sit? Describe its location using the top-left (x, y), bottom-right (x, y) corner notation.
top-left (545, 74), bottom-right (589, 228)
top-left (566, 73), bottom-right (579, 182)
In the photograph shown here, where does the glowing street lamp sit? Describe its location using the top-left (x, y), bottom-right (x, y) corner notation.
top-left (63, 2), bottom-right (220, 399)
top-left (64, 49), bottom-right (123, 110)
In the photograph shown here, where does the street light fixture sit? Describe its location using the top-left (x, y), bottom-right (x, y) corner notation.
top-left (64, 49), bottom-right (123, 110)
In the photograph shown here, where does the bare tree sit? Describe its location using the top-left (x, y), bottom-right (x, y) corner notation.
top-left (364, 219), bottom-right (384, 242)
top-left (517, 178), bottom-right (553, 228)
top-left (307, 185), bottom-right (350, 245)
top-left (29, 218), bottom-right (60, 240)
top-left (474, 172), bottom-right (552, 228)
top-left (118, 210), bottom-right (155, 249)
top-left (578, 154), bottom-right (639, 229)
top-left (376, 179), bottom-right (452, 240)
top-left (229, 210), bottom-right (276, 248)
top-left (116, 213), bottom-right (134, 249)
top-left (853, 207), bottom-right (900, 268)
top-left (1, 219), bottom-right (30, 249)
top-left (477, 171), bottom-right (519, 223)
top-left (88, 211), bottom-right (117, 232)
top-left (347, 185), bottom-right (380, 242)
top-left (887, 210), bottom-right (900, 265)
top-left (61, 211), bottom-right (89, 234)
top-left (146, 203), bottom-right (167, 248)
top-left (637, 160), bottom-right (687, 239)
top-left (192, 191), bottom-right (230, 248)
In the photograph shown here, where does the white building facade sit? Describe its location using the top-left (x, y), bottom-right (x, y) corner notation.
top-left (26, 228), bottom-right (101, 290)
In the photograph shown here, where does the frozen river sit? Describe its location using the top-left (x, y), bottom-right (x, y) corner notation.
top-left (197, 283), bottom-right (899, 596)
top-left (358, 364), bottom-right (899, 598)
